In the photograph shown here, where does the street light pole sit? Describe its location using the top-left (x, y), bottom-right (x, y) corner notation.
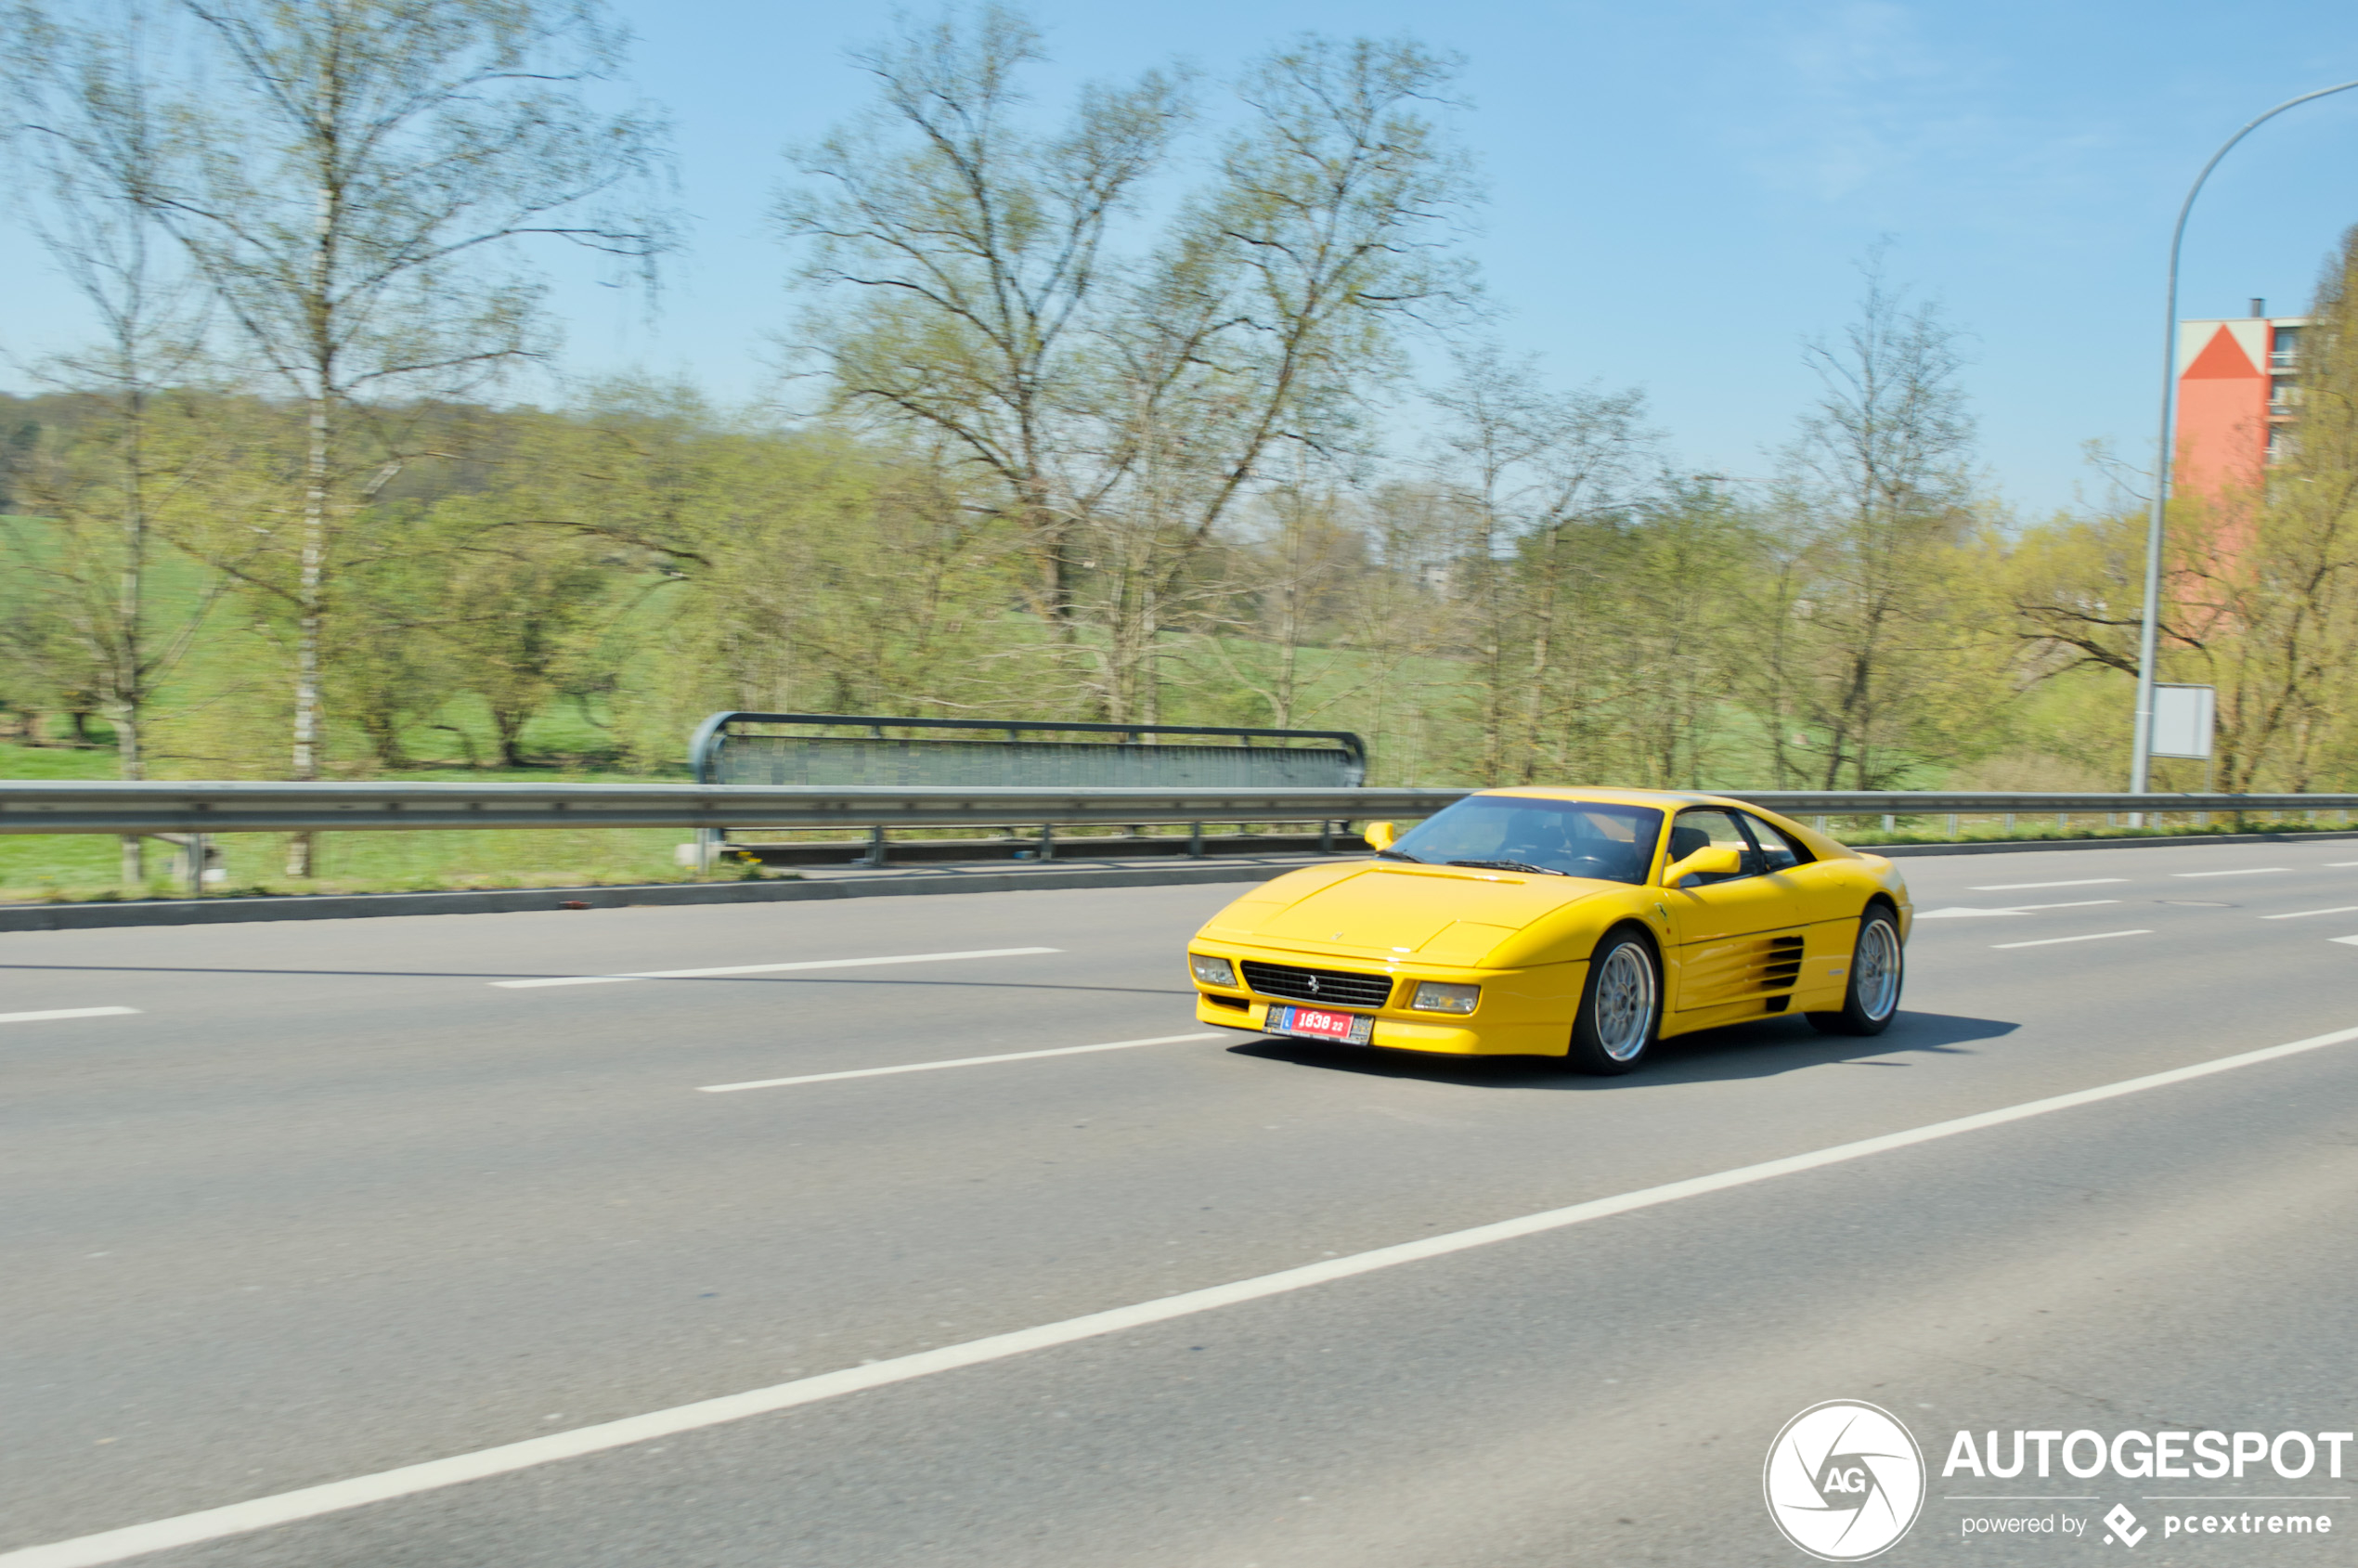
top-left (2132, 80), bottom-right (2358, 801)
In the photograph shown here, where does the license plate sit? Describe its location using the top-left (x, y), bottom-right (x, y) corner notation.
top-left (1266, 1004), bottom-right (1374, 1045)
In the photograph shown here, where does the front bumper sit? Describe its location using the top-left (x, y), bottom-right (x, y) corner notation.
top-left (1189, 944), bottom-right (1587, 1057)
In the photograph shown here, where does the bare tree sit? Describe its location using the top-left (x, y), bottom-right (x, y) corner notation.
top-left (783, 14), bottom-right (1475, 722)
top-left (1, 1), bottom-right (246, 879)
top-left (1772, 257), bottom-right (1977, 788)
top-left (1428, 343), bottom-right (1651, 781)
top-left (10, 0), bottom-right (674, 870)
top-left (781, 6), bottom-right (1189, 656)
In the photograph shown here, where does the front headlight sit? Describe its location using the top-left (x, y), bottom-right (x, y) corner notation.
top-left (1409, 980), bottom-right (1480, 1014)
top-left (1189, 953), bottom-right (1237, 987)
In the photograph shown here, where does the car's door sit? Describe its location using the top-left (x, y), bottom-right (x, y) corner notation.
top-left (1664, 808), bottom-right (1806, 1012)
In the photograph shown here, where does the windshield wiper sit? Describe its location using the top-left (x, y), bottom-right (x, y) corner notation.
top-left (1375, 848), bottom-right (1424, 862)
top-left (1445, 859), bottom-right (1569, 876)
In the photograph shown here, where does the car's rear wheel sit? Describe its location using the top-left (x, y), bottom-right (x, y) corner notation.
top-left (1807, 907), bottom-right (1903, 1036)
top-left (1568, 928), bottom-right (1661, 1075)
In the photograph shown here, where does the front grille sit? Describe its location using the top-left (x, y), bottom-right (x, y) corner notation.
top-left (1239, 961), bottom-right (1394, 1010)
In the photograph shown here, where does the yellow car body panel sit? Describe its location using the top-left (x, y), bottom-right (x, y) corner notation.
top-left (1186, 786), bottom-right (1911, 1059)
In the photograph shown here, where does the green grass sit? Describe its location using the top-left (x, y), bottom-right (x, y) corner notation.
top-left (0, 738), bottom-right (718, 901)
top-left (1828, 813), bottom-right (2356, 847)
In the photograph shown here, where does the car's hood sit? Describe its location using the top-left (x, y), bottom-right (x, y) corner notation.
top-left (1200, 863), bottom-right (1614, 965)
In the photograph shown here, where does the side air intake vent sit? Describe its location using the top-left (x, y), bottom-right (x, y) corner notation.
top-left (1761, 935), bottom-right (1806, 992)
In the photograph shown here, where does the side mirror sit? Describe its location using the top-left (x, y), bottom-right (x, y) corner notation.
top-left (1663, 843), bottom-right (1743, 888)
top-left (1362, 821), bottom-right (1399, 851)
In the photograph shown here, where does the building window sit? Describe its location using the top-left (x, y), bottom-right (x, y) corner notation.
top-left (2272, 377), bottom-right (2300, 411)
top-left (2268, 425), bottom-right (2297, 465)
top-left (2272, 325), bottom-right (2303, 369)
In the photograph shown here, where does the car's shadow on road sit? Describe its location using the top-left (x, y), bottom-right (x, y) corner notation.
top-left (1226, 1009), bottom-right (2016, 1090)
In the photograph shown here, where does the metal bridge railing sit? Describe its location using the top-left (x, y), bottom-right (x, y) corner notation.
top-left (685, 711), bottom-right (1368, 868)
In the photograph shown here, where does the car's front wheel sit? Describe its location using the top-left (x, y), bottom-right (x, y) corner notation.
top-left (1568, 927), bottom-right (1661, 1075)
top-left (1807, 907), bottom-right (1904, 1036)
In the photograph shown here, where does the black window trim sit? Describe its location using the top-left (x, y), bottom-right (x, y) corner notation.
top-left (1739, 810), bottom-right (1818, 871)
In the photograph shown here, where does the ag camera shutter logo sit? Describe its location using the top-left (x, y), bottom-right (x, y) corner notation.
top-left (1764, 1400), bottom-right (1926, 1561)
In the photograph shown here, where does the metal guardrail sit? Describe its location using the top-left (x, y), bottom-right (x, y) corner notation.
top-left (1730, 791), bottom-right (2358, 815)
top-left (5, 782), bottom-right (2350, 897)
top-left (0, 782), bottom-right (1467, 836)
top-left (3, 782), bottom-right (2352, 836)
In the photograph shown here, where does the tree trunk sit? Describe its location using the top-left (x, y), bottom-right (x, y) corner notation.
top-left (1519, 522), bottom-right (1564, 784)
top-left (286, 389), bottom-right (330, 877)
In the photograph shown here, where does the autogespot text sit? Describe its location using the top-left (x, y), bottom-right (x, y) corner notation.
top-left (1946, 1428), bottom-right (2347, 1547)
top-left (1943, 1427), bottom-right (2353, 1481)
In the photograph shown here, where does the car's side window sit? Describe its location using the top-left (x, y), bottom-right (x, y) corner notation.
top-left (1667, 809), bottom-right (1761, 886)
top-left (1743, 814), bottom-right (1814, 872)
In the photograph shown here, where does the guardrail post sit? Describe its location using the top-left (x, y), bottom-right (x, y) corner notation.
top-left (1945, 813), bottom-right (1958, 838)
top-left (862, 828), bottom-right (887, 868)
top-left (1319, 819), bottom-right (1334, 853)
top-left (186, 833), bottom-right (208, 898)
top-left (1881, 813), bottom-right (1895, 833)
top-left (1189, 822), bottom-right (1204, 858)
top-left (1039, 823), bottom-right (1055, 862)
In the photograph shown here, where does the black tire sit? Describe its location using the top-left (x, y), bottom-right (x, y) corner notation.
top-left (1807, 907), bottom-right (1904, 1037)
top-left (1568, 927), bottom-right (1662, 1075)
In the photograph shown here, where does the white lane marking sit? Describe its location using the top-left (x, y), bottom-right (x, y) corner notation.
top-left (1969, 877), bottom-right (2128, 891)
top-left (0, 1007), bottom-right (140, 1026)
top-left (492, 947), bottom-right (1059, 989)
top-left (2332, 937), bottom-right (2358, 949)
top-left (1914, 900), bottom-right (2122, 921)
top-left (2171, 868), bottom-right (2287, 878)
top-left (2260, 906), bottom-right (2358, 921)
top-left (1992, 929), bottom-right (2154, 950)
top-left (698, 1033), bottom-right (1224, 1093)
top-left (17, 1019), bottom-right (2358, 1568)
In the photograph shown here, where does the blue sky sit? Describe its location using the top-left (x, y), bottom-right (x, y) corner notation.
top-left (9, 0), bottom-right (2358, 518)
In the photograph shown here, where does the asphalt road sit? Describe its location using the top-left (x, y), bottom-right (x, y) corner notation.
top-left (6, 836), bottom-right (2358, 1567)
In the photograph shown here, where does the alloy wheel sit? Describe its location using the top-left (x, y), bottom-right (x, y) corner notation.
top-left (1594, 941), bottom-right (1656, 1061)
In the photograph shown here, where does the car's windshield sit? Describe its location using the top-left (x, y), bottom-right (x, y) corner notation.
top-left (1382, 797), bottom-right (1665, 885)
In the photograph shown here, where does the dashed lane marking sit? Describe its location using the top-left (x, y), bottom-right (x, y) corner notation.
top-left (491, 947), bottom-right (1060, 989)
top-left (1991, 929), bottom-right (2154, 950)
top-left (2260, 906), bottom-right (2358, 921)
top-left (0, 1006), bottom-right (140, 1026)
top-left (15, 1020), bottom-right (2358, 1568)
top-left (2171, 868), bottom-right (2287, 878)
top-left (1914, 900), bottom-right (2122, 921)
top-left (1968, 878), bottom-right (2128, 891)
top-left (698, 1032), bottom-right (1224, 1093)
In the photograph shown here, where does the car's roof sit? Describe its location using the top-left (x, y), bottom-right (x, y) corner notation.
top-left (1471, 785), bottom-right (1746, 810)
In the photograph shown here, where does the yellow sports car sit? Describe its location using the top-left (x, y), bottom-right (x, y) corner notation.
top-left (1185, 788), bottom-right (1911, 1074)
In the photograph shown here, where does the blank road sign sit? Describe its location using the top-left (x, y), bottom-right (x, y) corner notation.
top-left (2152, 683), bottom-right (2215, 758)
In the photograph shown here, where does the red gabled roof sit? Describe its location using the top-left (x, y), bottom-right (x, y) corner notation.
top-left (2182, 325), bottom-right (2264, 381)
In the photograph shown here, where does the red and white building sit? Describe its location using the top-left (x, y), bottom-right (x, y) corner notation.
top-left (2173, 303), bottom-right (2305, 503)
